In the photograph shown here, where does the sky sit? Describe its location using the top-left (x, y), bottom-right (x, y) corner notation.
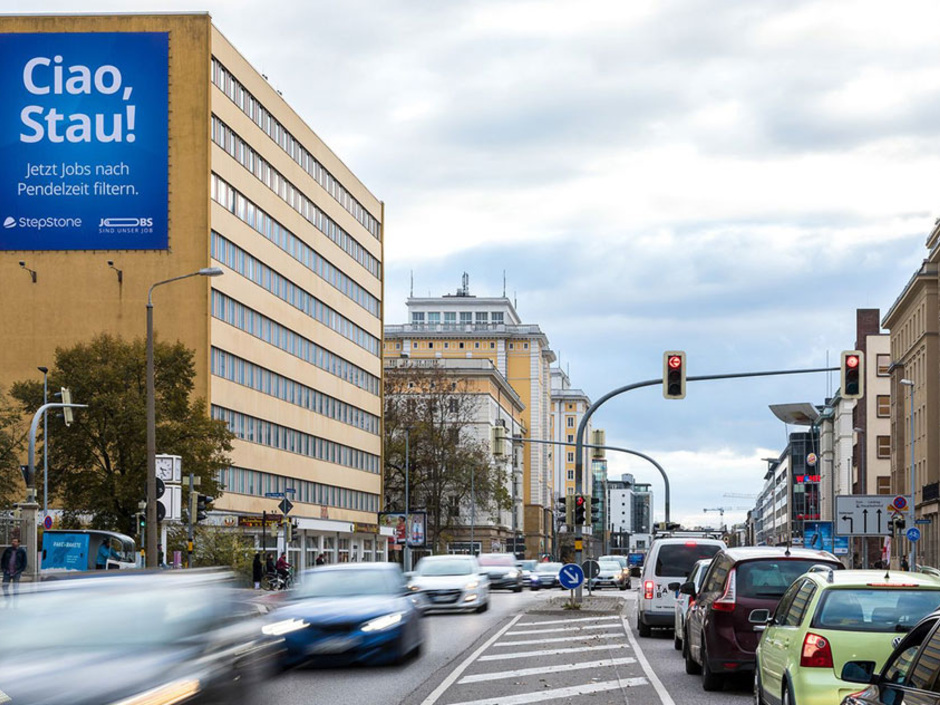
top-left (12, 0), bottom-right (940, 529)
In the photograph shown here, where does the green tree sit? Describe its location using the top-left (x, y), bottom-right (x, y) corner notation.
top-left (0, 386), bottom-right (26, 508)
top-left (11, 334), bottom-right (233, 535)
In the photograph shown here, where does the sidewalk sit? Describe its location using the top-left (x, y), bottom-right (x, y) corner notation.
top-left (527, 593), bottom-right (630, 615)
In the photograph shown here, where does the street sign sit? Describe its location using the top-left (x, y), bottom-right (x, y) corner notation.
top-left (835, 495), bottom-right (893, 536)
top-left (278, 498), bottom-right (294, 516)
top-left (892, 496), bottom-right (909, 512)
top-left (265, 492), bottom-right (285, 498)
top-left (907, 527), bottom-right (922, 543)
top-left (582, 560), bottom-right (600, 580)
top-left (559, 563), bottom-right (585, 590)
top-left (916, 518), bottom-right (933, 525)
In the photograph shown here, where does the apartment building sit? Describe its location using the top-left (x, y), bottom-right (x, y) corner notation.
top-left (549, 367), bottom-right (593, 497)
top-left (0, 14), bottom-right (385, 567)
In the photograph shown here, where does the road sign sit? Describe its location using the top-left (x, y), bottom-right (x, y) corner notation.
top-left (582, 560), bottom-right (600, 580)
top-left (278, 498), bottom-right (294, 516)
top-left (265, 492), bottom-right (285, 498)
top-left (559, 563), bottom-right (585, 590)
top-left (893, 496), bottom-right (909, 512)
top-left (43, 515), bottom-right (53, 530)
top-left (916, 518), bottom-right (933, 525)
top-left (907, 527), bottom-right (922, 543)
top-left (835, 495), bottom-right (893, 536)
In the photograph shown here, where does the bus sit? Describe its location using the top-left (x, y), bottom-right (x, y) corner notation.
top-left (41, 530), bottom-right (137, 574)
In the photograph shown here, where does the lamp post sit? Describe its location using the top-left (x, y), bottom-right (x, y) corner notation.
top-left (38, 366), bottom-right (48, 516)
top-left (146, 267), bottom-right (223, 568)
top-left (852, 426), bottom-right (867, 568)
top-left (900, 378), bottom-right (916, 570)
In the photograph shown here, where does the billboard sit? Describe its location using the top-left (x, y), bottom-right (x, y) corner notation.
top-left (379, 511), bottom-right (427, 548)
top-left (0, 32), bottom-right (168, 250)
top-left (804, 521), bottom-right (849, 556)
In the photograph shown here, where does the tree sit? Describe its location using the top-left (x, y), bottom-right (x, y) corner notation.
top-left (0, 386), bottom-right (26, 508)
top-left (384, 363), bottom-right (511, 553)
top-left (11, 334), bottom-right (233, 535)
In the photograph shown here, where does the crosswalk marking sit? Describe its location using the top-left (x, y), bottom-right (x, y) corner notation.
top-left (457, 656), bottom-right (638, 684)
top-left (515, 615), bottom-right (621, 627)
top-left (493, 634), bottom-right (625, 647)
top-left (443, 678), bottom-right (650, 705)
top-left (506, 623), bottom-right (623, 636)
top-left (478, 642), bottom-right (629, 661)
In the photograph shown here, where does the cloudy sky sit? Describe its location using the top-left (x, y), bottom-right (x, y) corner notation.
top-left (15, 1), bottom-right (940, 528)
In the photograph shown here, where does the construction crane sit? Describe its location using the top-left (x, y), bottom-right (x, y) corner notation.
top-left (703, 506), bottom-right (751, 532)
top-left (723, 493), bottom-right (757, 500)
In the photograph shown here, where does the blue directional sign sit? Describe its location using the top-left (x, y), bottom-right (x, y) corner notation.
top-left (907, 527), bottom-right (922, 543)
top-left (559, 563), bottom-right (584, 590)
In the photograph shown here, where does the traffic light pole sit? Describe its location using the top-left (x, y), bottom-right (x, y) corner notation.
top-left (572, 365), bottom-right (838, 602)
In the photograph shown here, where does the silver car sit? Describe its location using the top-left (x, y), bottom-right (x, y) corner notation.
top-left (407, 555), bottom-right (490, 613)
top-left (673, 557), bottom-right (712, 652)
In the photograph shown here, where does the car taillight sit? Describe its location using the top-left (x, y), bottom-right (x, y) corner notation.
top-left (644, 580), bottom-right (654, 599)
top-left (800, 632), bottom-right (834, 669)
top-left (712, 568), bottom-right (736, 612)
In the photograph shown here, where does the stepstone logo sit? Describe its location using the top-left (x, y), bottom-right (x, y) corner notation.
top-left (0, 31), bottom-right (168, 251)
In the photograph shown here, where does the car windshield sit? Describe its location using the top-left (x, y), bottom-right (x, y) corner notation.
top-left (737, 560), bottom-right (837, 598)
top-left (517, 560), bottom-right (538, 571)
top-left (655, 544), bottom-right (722, 577)
top-left (814, 588), bottom-right (940, 632)
top-left (293, 568), bottom-right (402, 598)
top-left (599, 561), bottom-right (621, 571)
top-left (536, 562), bottom-right (563, 573)
top-left (417, 559), bottom-right (474, 576)
top-left (478, 555), bottom-right (514, 566)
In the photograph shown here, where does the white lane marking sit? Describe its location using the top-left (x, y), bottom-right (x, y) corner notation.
top-left (621, 616), bottom-right (677, 705)
top-left (418, 614), bottom-right (523, 705)
top-left (506, 623), bottom-right (622, 635)
top-left (493, 634), bottom-right (625, 646)
top-left (516, 615), bottom-right (621, 626)
top-left (478, 642), bottom-right (629, 661)
top-left (444, 678), bottom-right (650, 705)
top-left (458, 656), bottom-right (638, 683)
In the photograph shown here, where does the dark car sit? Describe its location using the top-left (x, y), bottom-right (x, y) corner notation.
top-left (533, 561), bottom-right (564, 589)
top-left (841, 609), bottom-right (940, 705)
top-left (683, 546), bottom-right (842, 691)
top-left (0, 570), bottom-right (279, 705)
top-left (477, 553), bottom-right (523, 592)
top-left (273, 563), bottom-right (424, 667)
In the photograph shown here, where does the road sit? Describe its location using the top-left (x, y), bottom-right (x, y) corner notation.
top-left (268, 587), bottom-right (756, 705)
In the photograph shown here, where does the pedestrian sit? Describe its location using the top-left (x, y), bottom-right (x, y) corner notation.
top-left (901, 556), bottom-right (910, 571)
top-left (315, 553), bottom-right (325, 566)
top-left (276, 552), bottom-right (291, 580)
top-left (252, 553), bottom-right (263, 589)
top-left (2, 538), bottom-right (27, 605)
top-left (265, 552), bottom-right (276, 576)
top-left (157, 543), bottom-right (165, 568)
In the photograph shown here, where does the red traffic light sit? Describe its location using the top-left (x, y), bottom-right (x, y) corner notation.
top-left (667, 355), bottom-right (682, 369)
top-left (575, 495), bottom-right (585, 506)
top-left (845, 355), bottom-right (859, 368)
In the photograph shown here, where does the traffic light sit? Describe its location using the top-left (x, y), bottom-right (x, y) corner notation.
top-left (893, 514), bottom-right (906, 531)
top-left (590, 498), bottom-right (601, 524)
top-left (591, 430), bottom-right (606, 459)
top-left (841, 350), bottom-right (864, 399)
top-left (663, 351), bottom-right (686, 399)
top-left (574, 494), bottom-right (586, 525)
top-left (555, 496), bottom-right (573, 527)
top-left (135, 512), bottom-right (146, 536)
top-left (492, 424), bottom-right (507, 457)
top-left (155, 478), bottom-right (167, 522)
top-left (61, 387), bottom-right (73, 426)
top-left (195, 494), bottom-right (212, 523)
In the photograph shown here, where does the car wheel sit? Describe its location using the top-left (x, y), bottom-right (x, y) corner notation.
top-left (781, 678), bottom-right (792, 705)
top-left (513, 584), bottom-right (523, 593)
top-left (701, 640), bottom-right (724, 692)
top-left (638, 614), bottom-right (652, 638)
top-left (620, 583), bottom-right (628, 591)
top-left (476, 600), bottom-right (489, 613)
top-left (674, 630), bottom-right (682, 650)
top-left (754, 668), bottom-right (765, 705)
top-left (684, 635), bottom-right (701, 674)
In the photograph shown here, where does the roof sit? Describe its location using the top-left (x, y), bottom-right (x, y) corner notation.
top-left (721, 546), bottom-right (839, 562)
top-left (807, 569), bottom-right (940, 588)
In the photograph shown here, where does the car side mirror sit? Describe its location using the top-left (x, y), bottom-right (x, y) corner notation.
top-left (667, 582), bottom-right (681, 591)
top-left (678, 581), bottom-right (696, 596)
top-left (841, 661), bottom-right (876, 684)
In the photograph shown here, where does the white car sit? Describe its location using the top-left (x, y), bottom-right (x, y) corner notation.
top-left (589, 560), bottom-right (630, 590)
top-left (672, 558), bottom-right (712, 651)
top-left (407, 555), bottom-right (490, 613)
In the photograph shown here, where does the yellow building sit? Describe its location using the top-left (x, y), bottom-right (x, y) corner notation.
top-left (383, 277), bottom-right (556, 558)
top-left (0, 14), bottom-right (385, 567)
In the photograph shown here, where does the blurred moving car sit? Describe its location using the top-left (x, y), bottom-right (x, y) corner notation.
top-left (637, 535), bottom-right (726, 637)
top-left (0, 570), bottom-right (280, 705)
top-left (407, 555), bottom-right (490, 613)
top-left (589, 560), bottom-right (630, 590)
top-left (684, 546), bottom-right (842, 691)
top-left (273, 563), bottom-right (423, 667)
top-left (753, 570), bottom-right (940, 705)
top-left (516, 559), bottom-right (542, 590)
top-left (840, 608), bottom-right (940, 705)
top-left (476, 553), bottom-right (523, 592)
top-left (534, 561), bottom-right (564, 589)
top-left (674, 558), bottom-right (713, 653)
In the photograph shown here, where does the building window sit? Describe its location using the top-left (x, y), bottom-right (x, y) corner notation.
top-left (458, 342), bottom-right (464, 349)
top-left (567, 452), bottom-right (574, 462)
top-left (492, 312), bottom-right (504, 324)
top-left (428, 312), bottom-right (441, 324)
top-left (444, 312), bottom-right (456, 325)
top-left (460, 312), bottom-right (472, 324)
top-left (475, 342), bottom-right (480, 349)
top-left (412, 312), bottom-right (425, 324)
top-left (567, 486), bottom-right (574, 495)
top-left (490, 342), bottom-right (495, 349)
top-left (877, 395), bottom-right (890, 417)
top-left (523, 342), bottom-right (529, 349)
top-left (567, 470), bottom-right (574, 480)
top-left (877, 476), bottom-right (891, 494)
top-left (428, 342), bottom-right (434, 349)
top-left (509, 343), bottom-right (514, 350)
top-left (567, 434), bottom-right (574, 443)
top-left (877, 435), bottom-right (891, 458)
top-left (443, 342), bottom-right (449, 349)
top-left (567, 417), bottom-right (574, 428)
top-left (476, 312), bottom-right (489, 324)
top-left (877, 354), bottom-right (891, 376)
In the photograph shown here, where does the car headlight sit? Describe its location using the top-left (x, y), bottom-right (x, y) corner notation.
top-left (262, 618), bottom-right (309, 636)
top-left (361, 612), bottom-right (404, 632)
top-left (407, 583), bottom-right (421, 592)
top-left (507, 569), bottom-right (520, 578)
top-left (465, 580), bottom-right (480, 590)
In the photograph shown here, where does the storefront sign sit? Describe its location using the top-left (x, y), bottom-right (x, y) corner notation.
top-left (238, 515), bottom-right (283, 528)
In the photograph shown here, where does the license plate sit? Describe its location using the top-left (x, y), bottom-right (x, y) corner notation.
top-left (308, 635), bottom-right (360, 654)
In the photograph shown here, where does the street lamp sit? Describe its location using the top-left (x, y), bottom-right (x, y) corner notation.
top-left (146, 267), bottom-right (223, 567)
top-left (38, 366), bottom-right (48, 516)
top-left (900, 378), bottom-right (915, 570)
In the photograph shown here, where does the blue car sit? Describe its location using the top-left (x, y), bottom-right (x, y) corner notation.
top-left (271, 563), bottom-right (424, 667)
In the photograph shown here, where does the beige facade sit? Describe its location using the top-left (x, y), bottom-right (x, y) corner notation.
top-left (0, 14), bottom-right (385, 567)
top-left (882, 225), bottom-right (940, 568)
top-left (549, 367), bottom-right (592, 498)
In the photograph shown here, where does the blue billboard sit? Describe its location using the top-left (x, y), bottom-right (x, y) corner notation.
top-left (0, 32), bottom-right (168, 250)
top-left (41, 532), bottom-right (90, 571)
top-left (805, 521), bottom-right (849, 556)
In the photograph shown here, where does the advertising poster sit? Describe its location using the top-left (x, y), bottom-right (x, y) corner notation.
top-left (804, 521), bottom-right (849, 556)
top-left (0, 32), bottom-right (168, 250)
top-left (40, 532), bottom-right (90, 571)
top-left (379, 511), bottom-right (427, 548)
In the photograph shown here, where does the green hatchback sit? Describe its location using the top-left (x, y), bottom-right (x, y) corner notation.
top-left (754, 569), bottom-right (940, 705)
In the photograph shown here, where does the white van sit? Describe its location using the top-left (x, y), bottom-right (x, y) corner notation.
top-left (636, 536), bottom-right (725, 637)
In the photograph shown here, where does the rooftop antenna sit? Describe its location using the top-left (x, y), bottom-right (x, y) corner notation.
top-left (503, 270), bottom-right (506, 297)
top-left (462, 271), bottom-right (470, 296)
top-left (410, 270), bottom-right (414, 297)
top-left (514, 290), bottom-right (517, 309)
